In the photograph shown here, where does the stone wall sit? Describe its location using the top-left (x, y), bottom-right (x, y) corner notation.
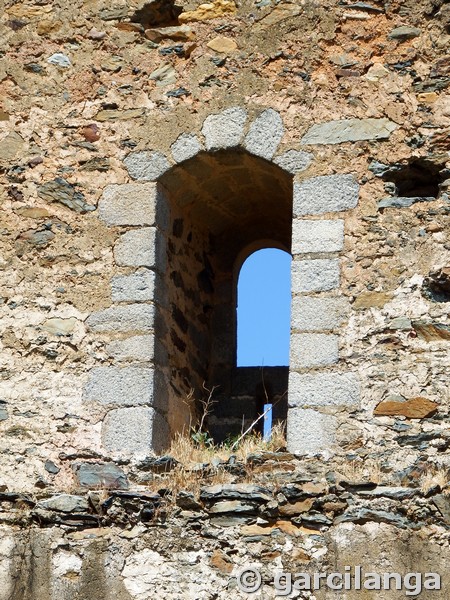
top-left (0, 0), bottom-right (449, 594)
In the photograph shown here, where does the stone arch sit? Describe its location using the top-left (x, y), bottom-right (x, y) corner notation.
top-left (87, 106), bottom-right (361, 456)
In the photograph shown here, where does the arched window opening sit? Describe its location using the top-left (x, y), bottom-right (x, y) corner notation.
top-left (237, 248), bottom-right (292, 367)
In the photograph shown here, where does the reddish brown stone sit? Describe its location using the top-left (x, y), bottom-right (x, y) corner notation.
top-left (374, 397), bottom-right (439, 419)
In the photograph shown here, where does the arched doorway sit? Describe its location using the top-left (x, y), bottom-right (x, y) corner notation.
top-left (156, 148), bottom-right (293, 441)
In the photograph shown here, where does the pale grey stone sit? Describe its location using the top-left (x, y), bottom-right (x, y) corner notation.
top-left (287, 408), bottom-right (337, 455)
top-left (291, 258), bottom-right (340, 292)
top-left (288, 371), bottom-right (360, 408)
top-left (102, 407), bottom-right (170, 454)
top-left (98, 183), bottom-right (156, 226)
top-left (171, 133), bottom-right (203, 163)
top-left (83, 366), bottom-right (155, 406)
top-left (202, 107), bottom-right (247, 150)
top-left (111, 270), bottom-right (156, 302)
top-left (244, 109), bottom-right (283, 160)
top-left (293, 174), bottom-right (359, 216)
top-left (388, 26), bottom-right (421, 41)
top-left (388, 316), bottom-right (412, 330)
top-left (292, 219), bottom-right (344, 254)
top-left (114, 228), bottom-right (167, 271)
top-left (291, 296), bottom-right (350, 331)
top-left (290, 333), bottom-right (339, 368)
top-left (301, 118), bottom-right (397, 145)
top-left (106, 335), bottom-right (156, 362)
top-left (86, 304), bottom-right (154, 332)
top-left (38, 494), bottom-right (88, 512)
top-left (124, 151), bottom-right (171, 181)
top-left (274, 150), bottom-right (313, 174)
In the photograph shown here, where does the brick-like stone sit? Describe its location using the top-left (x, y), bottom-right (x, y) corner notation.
top-left (171, 133), bottom-right (203, 163)
top-left (288, 372), bottom-right (360, 408)
top-left (106, 335), bottom-right (168, 365)
top-left (290, 333), bottom-right (339, 368)
top-left (106, 335), bottom-right (156, 362)
top-left (98, 183), bottom-right (157, 226)
top-left (291, 296), bottom-right (349, 331)
top-left (293, 174), bottom-right (359, 216)
top-left (300, 118), bottom-right (397, 145)
top-left (244, 109), bottom-right (283, 160)
top-left (274, 150), bottom-right (313, 174)
top-left (202, 107), bottom-right (247, 150)
top-left (292, 258), bottom-right (340, 292)
top-left (111, 270), bottom-right (156, 302)
top-left (86, 304), bottom-right (154, 332)
top-left (83, 366), bottom-right (156, 406)
top-left (102, 406), bottom-right (170, 455)
top-left (124, 151), bottom-right (171, 181)
top-left (292, 219), bottom-right (344, 254)
top-left (287, 408), bottom-right (337, 455)
top-left (114, 228), bottom-right (167, 270)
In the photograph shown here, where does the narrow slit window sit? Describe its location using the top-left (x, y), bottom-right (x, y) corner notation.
top-left (237, 248), bottom-right (292, 367)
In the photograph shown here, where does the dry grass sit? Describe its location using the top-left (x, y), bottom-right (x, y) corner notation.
top-left (420, 468), bottom-right (449, 494)
top-left (168, 421), bottom-right (286, 467)
top-left (147, 422), bottom-right (287, 503)
top-left (338, 459), bottom-right (383, 484)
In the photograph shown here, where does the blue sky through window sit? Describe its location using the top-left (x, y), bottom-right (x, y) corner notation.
top-left (237, 248), bottom-right (292, 366)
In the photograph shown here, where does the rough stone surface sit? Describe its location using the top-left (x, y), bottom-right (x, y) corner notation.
top-left (378, 196), bottom-right (435, 208)
top-left (291, 296), bottom-right (350, 331)
top-left (114, 227), bottom-right (166, 270)
top-left (102, 407), bottom-right (169, 454)
top-left (291, 258), bottom-right (340, 292)
top-left (171, 133), bottom-right (203, 163)
top-left (287, 408), bottom-right (337, 455)
top-left (124, 151), bottom-right (171, 181)
top-left (290, 333), bottom-right (339, 368)
top-left (86, 304), bottom-right (155, 332)
top-left (293, 174), bottom-right (359, 216)
top-left (273, 149), bottom-right (313, 173)
top-left (301, 118), bottom-right (397, 145)
top-left (201, 107), bottom-right (247, 150)
top-left (38, 495), bottom-right (88, 513)
top-left (111, 270), bottom-right (156, 302)
top-left (288, 371), bottom-right (360, 408)
top-left (98, 183), bottom-right (157, 226)
top-left (73, 462), bottom-right (128, 489)
top-left (244, 109), bottom-right (283, 160)
top-left (292, 219), bottom-right (344, 254)
top-left (106, 335), bottom-right (156, 362)
top-left (374, 397), bottom-right (439, 418)
top-left (83, 366), bottom-right (156, 406)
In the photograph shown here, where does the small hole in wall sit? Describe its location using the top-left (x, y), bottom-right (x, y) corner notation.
top-left (370, 157), bottom-right (447, 198)
top-left (237, 248), bottom-right (292, 367)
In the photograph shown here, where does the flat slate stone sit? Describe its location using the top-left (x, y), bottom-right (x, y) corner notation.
top-left (74, 462), bottom-right (129, 489)
top-left (301, 118), bottom-right (397, 145)
top-left (378, 196), bottom-right (435, 208)
top-left (38, 494), bottom-right (89, 513)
